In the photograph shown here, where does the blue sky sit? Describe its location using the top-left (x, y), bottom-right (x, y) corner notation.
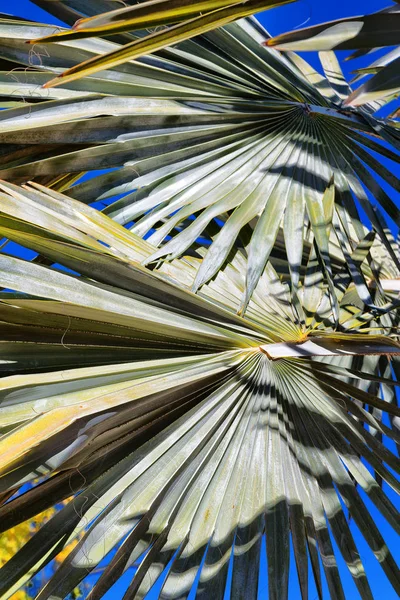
top-left (0, 1), bottom-right (399, 598)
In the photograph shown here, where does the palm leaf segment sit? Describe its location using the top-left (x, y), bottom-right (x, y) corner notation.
top-left (0, 6), bottom-right (399, 307)
top-left (0, 183), bottom-right (399, 599)
top-left (267, 3), bottom-right (400, 108)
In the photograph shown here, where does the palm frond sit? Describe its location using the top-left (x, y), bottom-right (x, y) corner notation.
top-left (0, 184), bottom-right (399, 599)
top-left (0, 14), bottom-right (399, 302)
top-left (30, 0), bottom-right (297, 87)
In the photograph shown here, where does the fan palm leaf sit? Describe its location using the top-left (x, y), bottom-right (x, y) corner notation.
top-left (0, 12), bottom-right (399, 304)
top-left (0, 4), bottom-right (399, 599)
top-left (0, 183), bottom-right (399, 599)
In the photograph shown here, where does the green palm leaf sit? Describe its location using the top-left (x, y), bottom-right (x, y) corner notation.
top-left (30, 0), bottom-right (297, 87)
top-left (0, 4), bottom-right (399, 599)
top-left (0, 184), bottom-right (399, 599)
top-left (0, 12), bottom-right (399, 302)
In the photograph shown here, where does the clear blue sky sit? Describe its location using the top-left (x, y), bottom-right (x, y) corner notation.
top-left (0, 1), bottom-right (399, 598)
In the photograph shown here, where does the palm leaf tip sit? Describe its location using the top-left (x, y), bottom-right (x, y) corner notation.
top-left (29, 0), bottom-right (298, 88)
top-left (265, 9), bottom-right (400, 51)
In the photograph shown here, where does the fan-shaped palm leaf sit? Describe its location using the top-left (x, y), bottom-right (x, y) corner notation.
top-left (0, 183), bottom-right (399, 599)
top-left (0, 12), bottom-right (399, 305)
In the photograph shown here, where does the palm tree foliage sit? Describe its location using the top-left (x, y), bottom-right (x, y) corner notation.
top-left (267, 2), bottom-right (400, 107)
top-left (0, 182), bottom-right (399, 599)
top-left (27, 0), bottom-right (297, 86)
top-left (0, 3), bottom-right (399, 305)
top-left (0, 1), bottom-right (399, 599)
